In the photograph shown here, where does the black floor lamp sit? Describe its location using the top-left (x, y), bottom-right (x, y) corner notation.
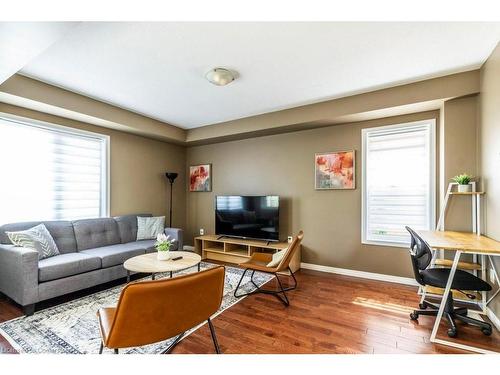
top-left (165, 172), bottom-right (178, 227)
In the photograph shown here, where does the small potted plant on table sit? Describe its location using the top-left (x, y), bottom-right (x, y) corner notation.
top-left (452, 173), bottom-right (473, 193)
top-left (155, 233), bottom-right (176, 260)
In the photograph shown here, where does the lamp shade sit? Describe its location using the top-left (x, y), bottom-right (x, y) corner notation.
top-left (205, 68), bottom-right (236, 86)
top-left (165, 172), bottom-right (178, 184)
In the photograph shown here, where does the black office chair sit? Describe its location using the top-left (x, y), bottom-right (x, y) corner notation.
top-left (405, 226), bottom-right (493, 337)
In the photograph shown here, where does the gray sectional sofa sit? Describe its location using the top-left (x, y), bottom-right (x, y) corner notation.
top-left (0, 214), bottom-right (183, 315)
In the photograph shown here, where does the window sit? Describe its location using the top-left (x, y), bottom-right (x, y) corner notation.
top-left (362, 120), bottom-right (435, 247)
top-left (0, 114), bottom-right (109, 224)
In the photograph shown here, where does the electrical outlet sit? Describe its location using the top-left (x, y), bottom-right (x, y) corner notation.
top-left (200, 228), bottom-right (204, 236)
top-left (490, 268), bottom-right (496, 284)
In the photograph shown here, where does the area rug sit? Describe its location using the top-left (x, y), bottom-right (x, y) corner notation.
top-left (0, 262), bottom-right (273, 354)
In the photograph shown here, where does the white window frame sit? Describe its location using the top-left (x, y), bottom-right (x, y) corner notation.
top-left (361, 119), bottom-right (436, 248)
top-left (0, 112), bottom-right (110, 219)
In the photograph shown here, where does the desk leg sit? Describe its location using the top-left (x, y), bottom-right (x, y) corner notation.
top-left (170, 271), bottom-right (172, 278)
top-left (430, 251), bottom-right (461, 343)
top-left (126, 271), bottom-right (130, 283)
top-left (198, 263), bottom-right (200, 272)
top-left (429, 251), bottom-right (498, 354)
top-left (486, 255), bottom-right (500, 305)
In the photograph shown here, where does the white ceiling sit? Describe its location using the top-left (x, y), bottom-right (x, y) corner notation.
top-left (0, 22), bottom-right (78, 84)
top-left (11, 22), bottom-right (500, 129)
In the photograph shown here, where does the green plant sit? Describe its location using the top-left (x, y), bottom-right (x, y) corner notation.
top-left (156, 241), bottom-right (171, 252)
top-left (451, 173), bottom-right (473, 185)
top-left (155, 233), bottom-right (175, 252)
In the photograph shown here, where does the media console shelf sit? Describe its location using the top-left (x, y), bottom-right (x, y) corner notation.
top-left (194, 234), bottom-right (301, 273)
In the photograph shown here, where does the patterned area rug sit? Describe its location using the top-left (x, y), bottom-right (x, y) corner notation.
top-left (0, 262), bottom-right (272, 354)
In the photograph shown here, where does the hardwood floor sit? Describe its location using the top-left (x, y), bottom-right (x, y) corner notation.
top-left (0, 267), bottom-right (498, 354)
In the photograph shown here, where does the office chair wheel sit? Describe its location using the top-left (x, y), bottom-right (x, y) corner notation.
top-left (410, 312), bottom-right (419, 321)
top-left (418, 303), bottom-right (427, 310)
top-left (481, 327), bottom-right (492, 336)
top-left (447, 328), bottom-right (457, 338)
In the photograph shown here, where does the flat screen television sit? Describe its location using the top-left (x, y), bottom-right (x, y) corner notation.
top-left (215, 195), bottom-right (279, 242)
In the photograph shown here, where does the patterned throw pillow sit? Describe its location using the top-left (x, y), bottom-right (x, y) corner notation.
top-left (6, 224), bottom-right (60, 260)
top-left (136, 216), bottom-right (165, 240)
top-left (267, 247), bottom-right (288, 268)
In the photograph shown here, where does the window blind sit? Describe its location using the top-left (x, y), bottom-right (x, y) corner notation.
top-left (362, 121), bottom-right (435, 246)
top-left (0, 116), bottom-right (108, 224)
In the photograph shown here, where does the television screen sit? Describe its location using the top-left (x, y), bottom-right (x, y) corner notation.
top-left (215, 195), bottom-right (279, 242)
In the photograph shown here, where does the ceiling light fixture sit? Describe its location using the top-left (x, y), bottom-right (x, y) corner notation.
top-left (205, 67), bottom-right (237, 86)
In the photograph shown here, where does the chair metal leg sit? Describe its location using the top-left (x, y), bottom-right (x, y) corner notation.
top-left (414, 309), bottom-right (439, 316)
top-left (207, 318), bottom-right (221, 354)
top-left (114, 348), bottom-right (119, 354)
top-left (454, 313), bottom-right (492, 331)
top-left (234, 267), bottom-right (297, 306)
top-left (274, 273), bottom-right (290, 306)
top-left (99, 341), bottom-right (103, 354)
top-left (233, 268), bottom-right (250, 298)
top-left (161, 331), bottom-right (186, 354)
top-left (281, 267), bottom-right (298, 291)
top-left (453, 307), bottom-right (468, 316)
top-left (445, 313), bottom-right (456, 331)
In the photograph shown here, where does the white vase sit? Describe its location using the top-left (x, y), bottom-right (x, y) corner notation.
top-left (157, 251), bottom-right (170, 261)
top-left (458, 184), bottom-right (472, 193)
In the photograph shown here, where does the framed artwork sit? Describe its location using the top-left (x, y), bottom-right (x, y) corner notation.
top-left (189, 164), bottom-right (212, 192)
top-left (315, 150), bottom-right (355, 190)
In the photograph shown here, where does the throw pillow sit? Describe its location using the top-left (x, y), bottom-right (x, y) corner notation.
top-left (7, 224), bottom-right (60, 260)
top-left (137, 216), bottom-right (165, 240)
top-left (267, 247), bottom-right (288, 268)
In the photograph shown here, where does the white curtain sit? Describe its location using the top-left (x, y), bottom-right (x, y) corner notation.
top-left (0, 116), bottom-right (108, 224)
top-left (364, 122), bottom-right (434, 245)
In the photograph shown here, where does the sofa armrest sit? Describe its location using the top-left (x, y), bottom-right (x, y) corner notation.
top-left (0, 244), bottom-right (39, 306)
top-left (164, 228), bottom-right (183, 251)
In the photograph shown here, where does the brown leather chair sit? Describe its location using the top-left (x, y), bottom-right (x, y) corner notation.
top-left (97, 266), bottom-right (225, 354)
top-left (234, 231), bottom-right (303, 306)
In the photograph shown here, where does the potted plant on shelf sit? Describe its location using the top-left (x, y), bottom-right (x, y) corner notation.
top-left (155, 233), bottom-right (176, 261)
top-left (452, 173), bottom-right (473, 193)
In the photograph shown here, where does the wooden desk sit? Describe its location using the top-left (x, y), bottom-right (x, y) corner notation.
top-left (418, 230), bottom-right (500, 254)
top-left (416, 230), bottom-right (500, 354)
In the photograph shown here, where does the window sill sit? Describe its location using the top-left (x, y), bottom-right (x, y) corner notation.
top-left (362, 239), bottom-right (409, 249)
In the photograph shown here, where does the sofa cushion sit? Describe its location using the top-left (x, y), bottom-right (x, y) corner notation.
top-left (7, 224), bottom-right (60, 260)
top-left (137, 216), bottom-right (165, 240)
top-left (0, 220), bottom-right (77, 253)
top-left (114, 214), bottom-right (152, 243)
top-left (80, 242), bottom-right (147, 268)
top-left (38, 253), bottom-right (101, 282)
top-left (137, 239), bottom-right (157, 253)
top-left (73, 218), bottom-right (121, 251)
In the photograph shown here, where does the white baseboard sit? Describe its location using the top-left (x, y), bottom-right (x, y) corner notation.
top-left (300, 262), bottom-right (419, 286)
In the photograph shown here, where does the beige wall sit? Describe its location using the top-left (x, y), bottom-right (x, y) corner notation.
top-left (187, 70), bottom-right (479, 144)
top-left (186, 111), bottom-right (441, 278)
top-left (0, 103), bottom-right (187, 228)
top-left (479, 43), bottom-right (500, 318)
top-left (441, 96), bottom-right (478, 232)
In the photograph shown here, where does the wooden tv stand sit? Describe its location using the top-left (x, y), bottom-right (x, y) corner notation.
top-left (194, 235), bottom-right (301, 273)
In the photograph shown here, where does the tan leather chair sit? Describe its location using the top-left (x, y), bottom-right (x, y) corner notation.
top-left (97, 266), bottom-right (225, 354)
top-left (234, 231), bottom-right (303, 306)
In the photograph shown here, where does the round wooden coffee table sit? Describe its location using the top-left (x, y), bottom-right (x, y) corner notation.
top-left (123, 251), bottom-right (202, 282)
